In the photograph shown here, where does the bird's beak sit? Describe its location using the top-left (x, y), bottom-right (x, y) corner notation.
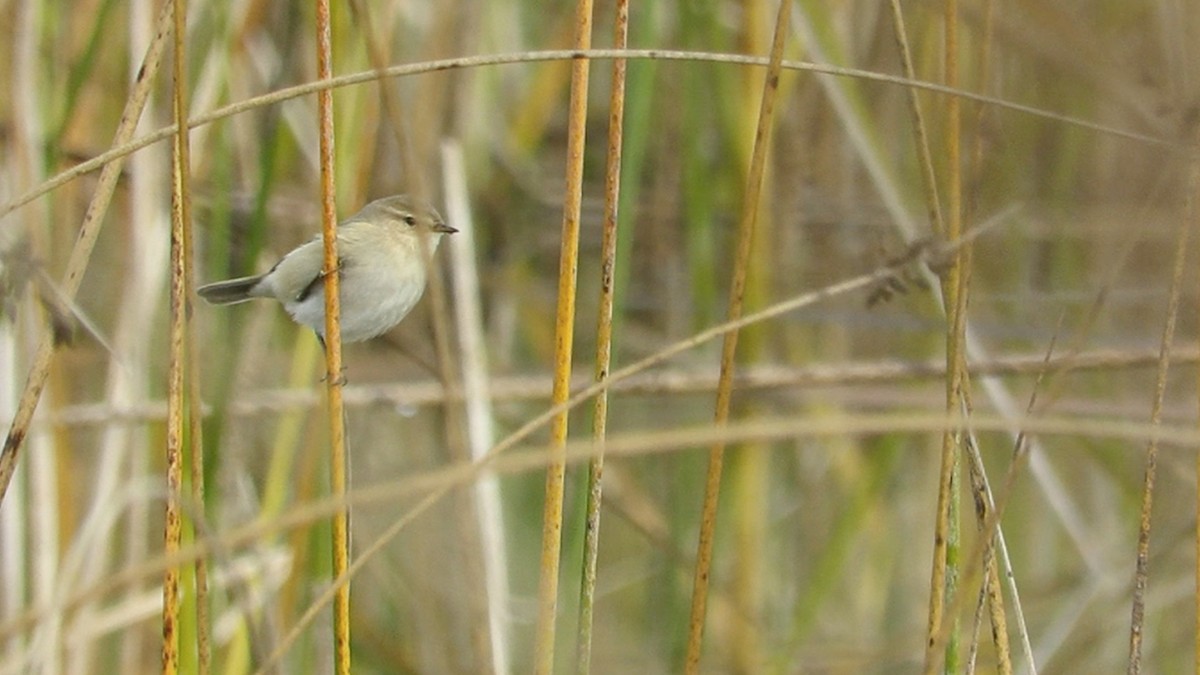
top-left (433, 221), bottom-right (458, 234)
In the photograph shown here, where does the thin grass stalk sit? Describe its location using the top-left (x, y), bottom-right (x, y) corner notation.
top-left (575, 1), bottom-right (630, 672)
top-left (683, 1), bottom-right (790, 671)
top-left (161, 0), bottom-right (193, 669)
top-left (442, 142), bottom-right (510, 675)
top-left (533, 0), bottom-right (595, 671)
top-left (924, 0), bottom-right (965, 671)
top-left (0, 0), bottom-right (172, 508)
top-left (961, 3), bottom-right (1012, 672)
top-left (1126, 131), bottom-right (1198, 674)
top-left (313, 0), bottom-right (351, 670)
top-left (885, 0), bottom-right (944, 237)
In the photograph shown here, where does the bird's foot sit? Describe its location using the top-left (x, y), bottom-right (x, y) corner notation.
top-left (321, 367), bottom-right (348, 386)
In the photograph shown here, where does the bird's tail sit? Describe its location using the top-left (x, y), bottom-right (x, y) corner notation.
top-left (196, 275), bottom-right (265, 305)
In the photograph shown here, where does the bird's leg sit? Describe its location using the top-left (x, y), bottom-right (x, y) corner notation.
top-left (315, 333), bottom-right (349, 385)
top-left (318, 256), bottom-right (345, 280)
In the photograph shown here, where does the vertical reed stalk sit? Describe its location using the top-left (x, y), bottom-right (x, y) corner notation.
top-left (683, 2), bottom-right (790, 671)
top-left (313, 0), bottom-right (351, 671)
top-left (575, 2), bottom-right (630, 672)
top-left (533, 1), bottom-right (594, 672)
top-left (924, 0), bottom-right (965, 672)
top-left (169, 0), bottom-right (210, 671)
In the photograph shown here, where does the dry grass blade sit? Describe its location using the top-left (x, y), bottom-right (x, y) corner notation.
top-left (533, 1), bottom-right (595, 672)
top-left (313, 0), bottom-right (351, 671)
top-left (0, 0), bottom-right (172, 506)
top-left (684, 1), bottom-right (790, 671)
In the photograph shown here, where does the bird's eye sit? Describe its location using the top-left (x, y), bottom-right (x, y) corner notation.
top-left (403, 215), bottom-right (417, 226)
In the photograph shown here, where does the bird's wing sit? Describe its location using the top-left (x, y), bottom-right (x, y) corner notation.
top-left (266, 238), bottom-right (328, 302)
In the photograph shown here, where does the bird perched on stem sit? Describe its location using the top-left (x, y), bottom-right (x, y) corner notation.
top-left (198, 194), bottom-right (455, 342)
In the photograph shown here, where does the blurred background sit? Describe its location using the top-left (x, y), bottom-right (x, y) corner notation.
top-left (1, 0), bottom-right (1199, 673)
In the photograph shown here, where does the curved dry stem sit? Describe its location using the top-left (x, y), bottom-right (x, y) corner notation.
top-left (0, 49), bottom-right (1171, 226)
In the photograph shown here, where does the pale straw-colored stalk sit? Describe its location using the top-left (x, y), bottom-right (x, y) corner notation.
top-left (442, 141), bottom-right (511, 675)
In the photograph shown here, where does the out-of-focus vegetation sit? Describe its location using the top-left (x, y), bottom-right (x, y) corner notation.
top-left (1, 1), bottom-right (1198, 673)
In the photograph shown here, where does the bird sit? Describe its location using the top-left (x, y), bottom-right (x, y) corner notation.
top-left (197, 194), bottom-right (456, 343)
